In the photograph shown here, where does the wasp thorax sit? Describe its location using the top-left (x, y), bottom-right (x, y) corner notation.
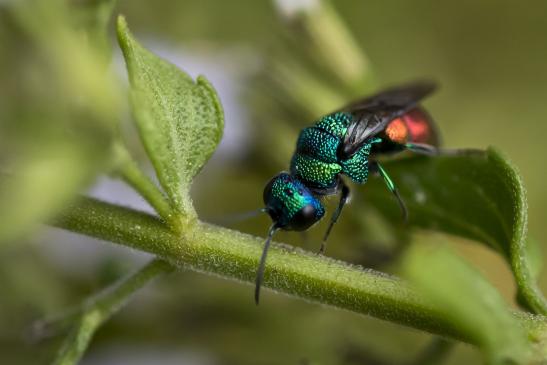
top-left (263, 172), bottom-right (325, 231)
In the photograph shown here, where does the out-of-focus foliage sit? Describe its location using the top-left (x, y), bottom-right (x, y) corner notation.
top-left (405, 241), bottom-right (531, 364)
top-left (0, 0), bottom-right (121, 244)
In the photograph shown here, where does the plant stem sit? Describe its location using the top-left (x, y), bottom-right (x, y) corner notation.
top-left (51, 258), bottom-right (173, 365)
top-left (302, 1), bottom-right (373, 91)
top-left (275, 0), bottom-right (373, 93)
top-left (272, 59), bottom-right (348, 117)
top-left (51, 197), bottom-right (547, 344)
top-left (113, 143), bottom-right (179, 231)
top-left (119, 160), bottom-right (175, 226)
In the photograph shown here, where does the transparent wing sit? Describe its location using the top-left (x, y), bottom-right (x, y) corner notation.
top-left (338, 81), bottom-right (437, 159)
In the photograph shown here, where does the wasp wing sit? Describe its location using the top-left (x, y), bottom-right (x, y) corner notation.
top-left (338, 81), bottom-right (437, 159)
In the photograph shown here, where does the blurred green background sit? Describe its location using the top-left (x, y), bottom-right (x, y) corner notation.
top-left (1, 0), bottom-right (547, 364)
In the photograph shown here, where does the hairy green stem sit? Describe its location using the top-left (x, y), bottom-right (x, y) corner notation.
top-left (119, 160), bottom-right (180, 230)
top-left (51, 258), bottom-right (173, 365)
top-left (112, 143), bottom-right (177, 229)
top-left (52, 197), bottom-right (547, 344)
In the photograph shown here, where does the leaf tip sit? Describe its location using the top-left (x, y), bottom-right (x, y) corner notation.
top-left (116, 14), bottom-right (128, 34)
top-left (116, 15), bottom-right (132, 52)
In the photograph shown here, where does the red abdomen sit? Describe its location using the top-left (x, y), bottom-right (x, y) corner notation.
top-left (384, 107), bottom-right (440, 147)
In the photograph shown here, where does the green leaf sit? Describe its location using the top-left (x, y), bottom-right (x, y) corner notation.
top-left (404, 242), bottom-right (532, 364)
top-left (116, 16), bottom-right (224, 220)
top-left (363, 147), bottom-right (547, 314)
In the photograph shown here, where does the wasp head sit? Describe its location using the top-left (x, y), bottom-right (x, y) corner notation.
top-left (263, 172), bottom-right (325, 231)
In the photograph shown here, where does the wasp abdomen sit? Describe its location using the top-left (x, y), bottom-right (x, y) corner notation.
top-left (384, 107), bottom-right (439, 146)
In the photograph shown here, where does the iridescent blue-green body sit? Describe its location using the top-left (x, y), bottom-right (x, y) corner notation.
top-left (257, 112), bottom-right (381, 304)
top-left (290, 112), bottom-right (378, 191)
top-left (256, 81), bottom-right (439, 304)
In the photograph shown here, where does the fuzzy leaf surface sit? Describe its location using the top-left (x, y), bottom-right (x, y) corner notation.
top-left (117, 16), bottom-right (224, 218)
top-left (363, 147), bottom-right (547, 314)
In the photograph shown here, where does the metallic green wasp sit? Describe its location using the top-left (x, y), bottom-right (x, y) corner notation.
top-left (257, 81), bottom-right (440, 303)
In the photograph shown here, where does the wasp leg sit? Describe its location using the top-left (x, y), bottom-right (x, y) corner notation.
top-left (372, 162), bottom-right (408, 222)
top-left (319, 180), bottom-right (350, 254)
top-left (405, 142), bottom-right (438, 156)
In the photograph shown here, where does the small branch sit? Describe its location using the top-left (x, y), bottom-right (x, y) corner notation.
top-left (302, 1), bottom-right (373, 92)
top-left (118, 160), bottom-right (175, 227)
top-left (50, 258), bottom-right (173, 365)
top-left (112, 143), bottom-right (179, 231)
top-left (275, 0), bottom-right (373, 93)
top-left (271, 59), bottom-right (348, 117)
top-left (51, 197), bottom-right (547, 344)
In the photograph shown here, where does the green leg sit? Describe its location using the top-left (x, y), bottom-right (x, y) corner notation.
top-left (405, 142), bottom-right (438, 156)
top-left (373, 162), bottom-right (408, 221)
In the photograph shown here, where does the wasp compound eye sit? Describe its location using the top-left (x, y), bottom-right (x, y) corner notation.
top-left (287, 204), bottom-right (319, 231)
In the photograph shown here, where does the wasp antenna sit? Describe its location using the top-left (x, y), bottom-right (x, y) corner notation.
top-left (213, 208), bottom-right (268, 225)
top-left (255, 224), bottom-right (279, 305)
